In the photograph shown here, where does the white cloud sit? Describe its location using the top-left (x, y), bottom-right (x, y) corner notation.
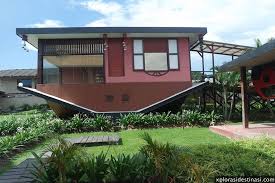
top-left (30, 19), bottom-right (64, 28)
top-left (80, 0), bottom-right (275, 46)
top-left (85, 19), bottom-right (107, 27)
top-left (79, 0), bottom-right (275, 70)
top-left (80, 0), bottom-right (122, 16)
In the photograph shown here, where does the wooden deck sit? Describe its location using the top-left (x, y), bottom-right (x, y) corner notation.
top-left (0, 135), bottom-right (121, 183)
top-left (65, 135), bottom-right (120, 146)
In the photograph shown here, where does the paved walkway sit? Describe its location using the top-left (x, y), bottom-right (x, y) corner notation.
top-left (0, 159), bottom-right (35, 183)
top-left (210, 123), bottom-right (275, 139)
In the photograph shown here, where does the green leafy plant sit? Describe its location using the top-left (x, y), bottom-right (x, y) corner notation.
top-left (32, 138), bottom-right (82, 183)
top-left (80, 152), bottom-right (109, 183)
top-left (140, 133), bottom-right (183, 182)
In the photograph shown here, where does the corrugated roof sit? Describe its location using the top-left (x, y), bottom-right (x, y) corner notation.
top-left (220, 40), bottom-right (275, 71)
top-left (191, 40), bottom-right (254, 56)
top-left (0, 69), bottom-right (37, 78)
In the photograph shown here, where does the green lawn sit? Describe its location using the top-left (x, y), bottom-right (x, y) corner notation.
top-left (9, 127), bottom-right (228, 165)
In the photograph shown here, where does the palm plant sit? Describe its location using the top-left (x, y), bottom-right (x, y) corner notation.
top-left (32, 137), bottom-right (82, 183)
top-left (215, 66), bottom-right (240, 120)
top-left (140, 133), bottom-right (182, 183)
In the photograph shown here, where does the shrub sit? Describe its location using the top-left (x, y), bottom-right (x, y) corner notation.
top-left (65, 114), bottom-right (85, 132)
top-left (118, 112), bottom-right (185, 129)
top-left (0, 127), bottom-right (49, 157)
top-left (81, 152), bottom-right (109, 183)
top-left (93, 115), bottom-right (113, 131)
top-left (31, 135), bottom-right (275, 183)
top-left (32, 138), bottom-right (82, 183)
top-left (21, 104), bottom-right (31, 111)
top-left (0, 116), bottom-right (20, 136)
top-left (140, 133), bottom-right (185, 182)
top-left (182, 110), bottom-right (223, 127)
top-left (47, 118), bottom-right (66, 133)
top-left (189, 141), bottom-right (275, 177)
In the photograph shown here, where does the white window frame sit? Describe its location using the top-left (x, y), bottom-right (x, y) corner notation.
top-left (168, 39), bottom-right (179, 70)
top-left (133, 40), bottom-right (144, 70)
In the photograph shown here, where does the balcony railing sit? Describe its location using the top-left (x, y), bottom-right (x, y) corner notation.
top-left (41, 39), bottom-right (104, 56)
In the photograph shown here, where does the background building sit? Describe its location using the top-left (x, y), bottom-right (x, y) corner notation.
top-left (0, 69), bottom-right (46, 112)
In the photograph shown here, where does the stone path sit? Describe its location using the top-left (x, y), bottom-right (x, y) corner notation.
top-left (210, 123), bottom-right (275, 139)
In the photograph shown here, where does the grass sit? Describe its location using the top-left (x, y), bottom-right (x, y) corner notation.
top-left (62, 127), bottom-right (228, 156)
top-left (8, 127), bottom-right (228, 166)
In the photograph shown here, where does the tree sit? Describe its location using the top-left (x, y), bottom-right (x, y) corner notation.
top-left (215, 67), bottom-right (240, 120)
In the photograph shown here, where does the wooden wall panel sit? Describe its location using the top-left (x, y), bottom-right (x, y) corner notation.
top-left (108, 39), bottom-right (124, 77)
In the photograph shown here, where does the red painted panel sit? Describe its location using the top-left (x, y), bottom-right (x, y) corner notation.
top-left (108, 38), bottom-right (124, 77)
top-left (143, 39), bottom-right (168, 52)
top-left (252, 63), bottom-right (275, 99)
top-left (37, 81), bottom-right (192, 112)
top-left (106, 37), bottom-right (191, 83)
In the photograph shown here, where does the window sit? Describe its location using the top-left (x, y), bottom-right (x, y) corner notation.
top-left (43, 55), bottom-right (104, 84)
top-left (133, 39), bottom-right (179, 71)
top-left (168, 39), bottom-right (179, 70)
top-left (17, 79), bottom-right (32, 88)
top-left (43, 57), bottom-right (60, 84)
top-left (133, 40), bottom-right (144, 70)
top-left (144, 53), bottom-right (168, 71)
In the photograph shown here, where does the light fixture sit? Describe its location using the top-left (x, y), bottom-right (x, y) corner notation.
top-left (122, 41), bottom-right (127, 51)
top-left (18, 82), bottom-right (24, 87)
top-left (103, 34), bottom-right (108, 51)
top-left (104, 41), bottom-right (108, 51)
top-left (21, 35), bottom-right (29, 52)
top-left (122, 33), bottom-right (127, 51)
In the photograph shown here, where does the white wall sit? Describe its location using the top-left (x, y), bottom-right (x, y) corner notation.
top-left (0, 77), bottom-right (46, 111)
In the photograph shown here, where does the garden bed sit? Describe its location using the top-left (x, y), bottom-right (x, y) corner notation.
top-left (29, 134), bottom-right (275, 183)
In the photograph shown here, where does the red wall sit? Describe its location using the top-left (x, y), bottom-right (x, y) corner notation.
top-left (37, 82), bottom-right (191, 112)
top-left (104, 37), bottom-right (191, 83)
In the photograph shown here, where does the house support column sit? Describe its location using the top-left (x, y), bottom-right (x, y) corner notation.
top-left (37, 39), bottom-right (43, 84)
top-left (211, 45), bottom-right (216, 111)
top-left (240, 66), bottom-right (249, 128)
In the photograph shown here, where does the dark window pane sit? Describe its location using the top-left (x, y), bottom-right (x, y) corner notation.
top-left (18, 79), bottom-right (32, 88)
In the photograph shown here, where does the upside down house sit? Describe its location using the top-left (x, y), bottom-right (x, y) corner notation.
top-left (16, 27), bottom-right (208, 117)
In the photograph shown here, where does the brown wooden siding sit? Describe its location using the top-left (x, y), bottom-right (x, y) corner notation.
top-left (108, 38), bottom-right (124, 77)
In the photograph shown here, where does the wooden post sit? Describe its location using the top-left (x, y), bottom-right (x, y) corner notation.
top-left (212, 45), bottom-right (217, 111)
top-left (37, 40), bottom-right (43, 84)
top-left (240, 67), bottom-right (249, 128)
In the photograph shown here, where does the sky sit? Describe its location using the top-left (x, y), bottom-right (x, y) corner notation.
top-left (0, 0), bottom-right (275, 71)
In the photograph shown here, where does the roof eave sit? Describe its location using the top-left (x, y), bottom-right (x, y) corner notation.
top-left (16, 27), bottom-right (207, 36)
top-left (220, 40), bottom-right (275, 72)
